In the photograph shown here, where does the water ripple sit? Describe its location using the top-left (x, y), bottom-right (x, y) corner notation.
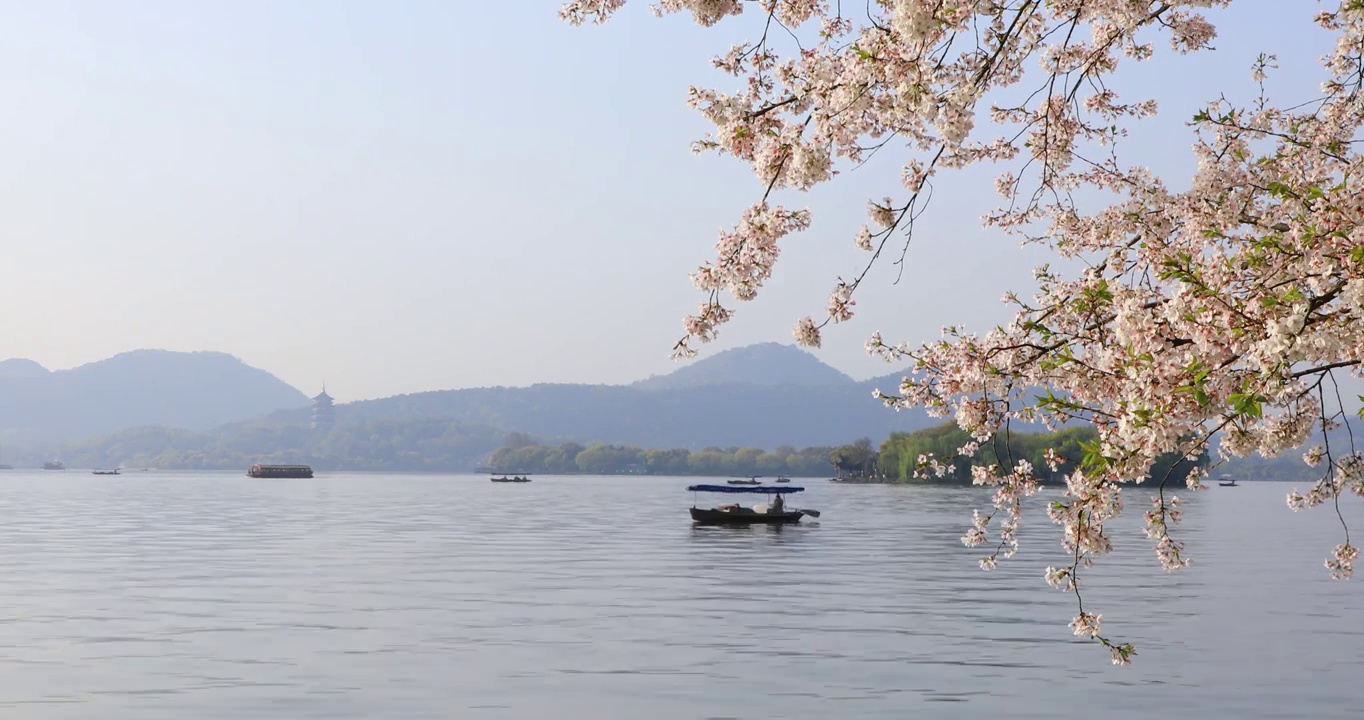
top-left (0, 472), bottom-right (1358, 718)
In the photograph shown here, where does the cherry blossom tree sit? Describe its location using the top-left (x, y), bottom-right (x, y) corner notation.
top-left (562, 0), bottom-right (1364, 663)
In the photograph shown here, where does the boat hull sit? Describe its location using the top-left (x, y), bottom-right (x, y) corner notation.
top-left (690, 507), bottom-right (804, 525)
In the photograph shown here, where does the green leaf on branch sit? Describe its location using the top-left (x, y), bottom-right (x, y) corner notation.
top-left (1078, 439), bottom-right (1113, 474)
top-left (1228, 392), bottom-right (1266, 419)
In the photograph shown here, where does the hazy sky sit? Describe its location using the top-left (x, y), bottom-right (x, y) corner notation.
top-left (0, 1), bottom-right (1334, 401)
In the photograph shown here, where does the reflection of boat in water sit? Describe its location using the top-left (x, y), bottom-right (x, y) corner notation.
top-left (93, 469), bottom-right (121, 475)
top-left (687, 483), bottom-right (820, 525)
top-left (491, 475), bottom-right (531, 483)
top-left (42, 460), bottom-right (65, 471)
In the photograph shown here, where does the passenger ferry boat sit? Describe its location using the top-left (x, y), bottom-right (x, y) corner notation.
top-left (247, 464), bottom-right (314, 479)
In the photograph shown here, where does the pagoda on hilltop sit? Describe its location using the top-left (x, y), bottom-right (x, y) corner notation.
top-left (311, 385), bottom-right (335, 432)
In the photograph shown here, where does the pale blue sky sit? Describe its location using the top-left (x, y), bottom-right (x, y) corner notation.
top-left (0, 1), bottom-right (1331, 400)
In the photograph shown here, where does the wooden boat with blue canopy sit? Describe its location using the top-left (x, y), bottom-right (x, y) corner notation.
top-left (687, 484), bottom-right (820, 525)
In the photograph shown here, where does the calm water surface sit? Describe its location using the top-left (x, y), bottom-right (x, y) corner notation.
top-left (0, 472), bottom-right (1359, 718)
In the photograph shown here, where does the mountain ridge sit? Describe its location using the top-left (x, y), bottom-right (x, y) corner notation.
top-left (304, 343), bottom-right (917, 448)
top-left (0, 349), bottom-right (311, 446)
top-left (2, 343), bottom-right (923, 464)
top-left (632, 342), bottom-right (857, 390)
top-left (14, 343), bottom-right (1353, 483)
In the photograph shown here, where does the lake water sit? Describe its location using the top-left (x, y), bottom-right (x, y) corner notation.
top-left (0, 472), bottom-right (1359, 718)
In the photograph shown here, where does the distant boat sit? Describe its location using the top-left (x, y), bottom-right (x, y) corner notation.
top-left (1218, 477), bottom-right (1239, 487)
top-left (247, 464), bottom-right (313, 479)
top-left (727, 476), bottom-right (762, 485)
top-left (775, 476), bottom-right (792, 483)
top-left (92, 469), bottom-right (120, 476)
top-left (42, 460), bottom-right (65, 471)
top-left (491, 475), bottom-right (531, 483)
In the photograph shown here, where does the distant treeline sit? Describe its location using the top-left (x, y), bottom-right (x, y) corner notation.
top-left (878, 423), bottom-right (1093, 482)
top-left (487, 422), bottom-right (1209, 484)
top-left (877, 422), bottom-right (1208, 484)
top-left (40, 412), bottom-right (1232, 484)
top-left (487, 433), bottom-right (839, 476)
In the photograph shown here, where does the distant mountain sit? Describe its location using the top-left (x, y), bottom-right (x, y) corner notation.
top-left (0, 358), bottom-right (50, 380)
top-left (0, 350), bottom-right (311, 446)
top-left (38, 342), bottom-right (1354, 478)
top-left (339, 383), bottom-right (931, 449)
top-left (36, 343), bottom-right (932, 469)
top-left (632, 342), bottom-right (855, 390)
top-left (246, 346), bottom-right (929, 451)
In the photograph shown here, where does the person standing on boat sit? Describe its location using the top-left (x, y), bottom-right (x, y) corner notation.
top-left (771, 493), bottom-right (785, 514)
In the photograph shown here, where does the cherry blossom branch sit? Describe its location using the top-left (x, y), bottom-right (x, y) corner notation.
top-left (567, 0), bottom-right (1364, 664)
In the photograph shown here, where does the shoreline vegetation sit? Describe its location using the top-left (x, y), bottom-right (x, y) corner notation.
top-left (26, 417), bottom-right (1300, 482)
top-left (485, 432), bottom-right (839, 477)
top-left (486, 424), bottom-right (1209, 484)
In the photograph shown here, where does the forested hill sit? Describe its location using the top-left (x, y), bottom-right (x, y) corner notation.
top-left (6, 343), bottom-right (931, 469)
top-left (274, 380), bottom-right (934, 451)
top-left (213, 343), bottom-right (923, 451)
top-left (0, 350), bottom-right (310, 445)
top-left (631, 342), bottom-right (856, 390)
top-left (39, 338), bottom-right (1360, 478)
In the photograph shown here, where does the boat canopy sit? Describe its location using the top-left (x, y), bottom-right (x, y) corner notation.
top-left (687, 484), bottom-right (805, 494)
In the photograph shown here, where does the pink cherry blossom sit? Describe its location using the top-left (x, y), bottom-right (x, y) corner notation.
top-left (567, 0), bottom-right (1364, 663)
top-left (1070, 612), bottom-right (1102, 638)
